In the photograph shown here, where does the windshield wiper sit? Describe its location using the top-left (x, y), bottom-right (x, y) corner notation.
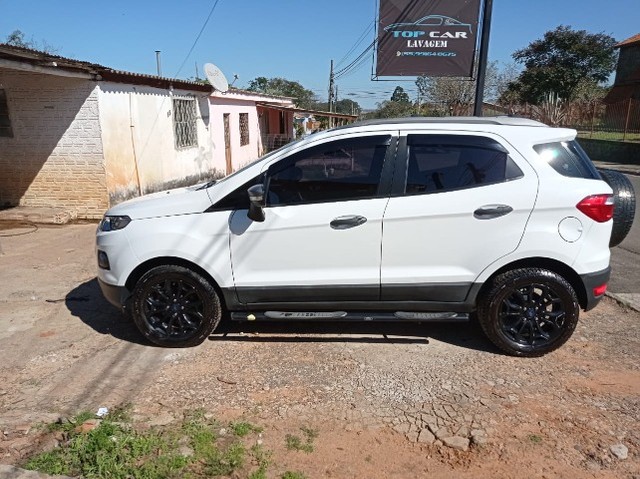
top-left (196, 179), bottom-right (217, 190)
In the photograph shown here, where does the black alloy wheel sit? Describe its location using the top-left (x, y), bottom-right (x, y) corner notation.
top-left (478, 268), bottom-right (580, 357)
top-left (132, 265), bottom-right (221, 347)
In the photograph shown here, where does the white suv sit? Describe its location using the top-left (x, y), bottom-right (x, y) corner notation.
top-left (96, 117), bottom-right (616, 356)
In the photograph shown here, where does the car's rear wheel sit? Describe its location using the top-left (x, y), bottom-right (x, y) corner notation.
top-left (132, 265), bottom-right (221, 347)
top-left (598, 169), bottom-right (636, 247)
top-left (477, 268), bottom-right (579, 357)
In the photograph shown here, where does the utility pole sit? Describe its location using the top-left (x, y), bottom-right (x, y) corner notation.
top-left (328, 60), bottom-right (335, 128)
top-left (473, 0), bottom-right (494, 116)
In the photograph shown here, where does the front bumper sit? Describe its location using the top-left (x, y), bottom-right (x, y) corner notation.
top-left (98, 278), bottom-right (130, 310)
top-left (580, 266), bottom-right (611, 311)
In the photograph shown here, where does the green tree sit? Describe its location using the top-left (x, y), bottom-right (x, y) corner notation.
top-left (371, 99), bottom-right (415, 119)
top-left (390, 86), bottom-right (410, 103)
top-left (246, 77), bottom-right (316, 109)
top-left (504, 26), bottom-right (617, 104)
top-left (334, 99), bottom-right (361, 115)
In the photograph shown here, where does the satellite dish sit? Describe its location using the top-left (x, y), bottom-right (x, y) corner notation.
top-left (204, 63), bottom-right (229, 92)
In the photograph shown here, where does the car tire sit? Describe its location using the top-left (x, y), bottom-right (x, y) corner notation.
top-left (131, 265), bottom-right (222, 347)
top-left (598, 169), bottom-right (636, 247)
top-left (477, 268), bottom-right (580, 357)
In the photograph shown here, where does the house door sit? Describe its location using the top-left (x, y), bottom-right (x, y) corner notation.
top-left (223, 113), bottom-right (232, 174)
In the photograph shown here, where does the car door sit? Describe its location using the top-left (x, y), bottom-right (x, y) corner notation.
top-left (229, 133), bottom-right (396, 305)
top-left (380, 132), bottom-right (538, 302)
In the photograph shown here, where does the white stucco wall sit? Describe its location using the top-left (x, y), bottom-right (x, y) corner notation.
top-left (0, 70), bottom-right (108, 217)
top-left (98, 83), bottom-right (217, 204)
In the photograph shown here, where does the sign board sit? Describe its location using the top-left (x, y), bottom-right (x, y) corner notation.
top-left (375, 0), bottom-right (481, 78)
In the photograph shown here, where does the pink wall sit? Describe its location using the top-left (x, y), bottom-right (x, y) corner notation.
top-left (209, 91), bottom-right (295, 174)
top-left (208, 97), bottom-right (261, 173)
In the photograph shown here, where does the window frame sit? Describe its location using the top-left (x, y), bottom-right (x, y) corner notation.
top-left (172, 97), bottom-right (198, 149)
top-left (394, 133), bottom-right (524, 197)
top-left (264, 135), bottom-right (393, 207)
top-left (533, 140), bottom-right (600, 179)
top-left (239, 112), bottom-right (250, 146)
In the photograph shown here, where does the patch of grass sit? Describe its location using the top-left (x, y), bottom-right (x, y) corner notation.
top-left (46, 411), bottom-right (95, 433)
top-left (285, 427), bottom-right (318, 453)
top-left (282, 471), bottom-right (308, 479)
top-left (248, 444), bottom-right (271, 479)
top-left (577, 130), bottom-right (640, 142)
top-left (24, 408), bottom-right (270, 479)
top-left (528, 434), bottom-right (542, 444)
top-left (230, 421), bottom-right (263, 437)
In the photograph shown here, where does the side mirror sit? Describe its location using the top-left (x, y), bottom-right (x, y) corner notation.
top-left (247, 184), bottom-right (265, 222)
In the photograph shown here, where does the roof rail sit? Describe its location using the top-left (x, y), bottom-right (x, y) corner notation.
top-left (343, 116), bottom-right (547, 128)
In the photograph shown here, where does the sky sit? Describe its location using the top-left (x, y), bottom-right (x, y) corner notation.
top-left (1, 0), bottom-right (638, 109)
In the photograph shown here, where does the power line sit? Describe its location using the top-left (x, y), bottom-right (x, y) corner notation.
top-left (173, 0), bottom-right (223, 78)
top-left (334, 40), bottom-right (376, 79)
top-left (336, 21), bottom-right (375, 68)
top-left (335, 51), bottom-right (372, 80)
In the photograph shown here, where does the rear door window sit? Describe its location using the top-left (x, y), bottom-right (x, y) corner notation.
top-left (405, 134), bottom-right (523, 195)
top-left (533, 141), bottom-right (600, 179)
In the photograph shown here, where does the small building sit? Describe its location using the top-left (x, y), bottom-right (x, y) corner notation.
top-left (0, 44), bottom-right (298, 218)
top-left (605, 33), bottom-right (640, 103)
top-left (208, 88), bottom-right (295, 174)
top-left (603, 34), bottom-right (640, 131)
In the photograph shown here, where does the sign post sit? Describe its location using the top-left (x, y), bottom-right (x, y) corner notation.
top-left (473, 0), bottom-right (494, 116)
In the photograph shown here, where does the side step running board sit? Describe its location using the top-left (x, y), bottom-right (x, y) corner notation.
top-left (230, 311), bottom-right (469, 322)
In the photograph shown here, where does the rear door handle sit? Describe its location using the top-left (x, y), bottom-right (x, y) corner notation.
top-left (330, 215), bottom-right (367, 230)
top-left (473, 204), bottom-right (513, 220)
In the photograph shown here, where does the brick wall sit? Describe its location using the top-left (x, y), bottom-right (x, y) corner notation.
top-left (0, 70), bottom-right (108, 218)
top-left (615, 45), bottom-right (640, 84)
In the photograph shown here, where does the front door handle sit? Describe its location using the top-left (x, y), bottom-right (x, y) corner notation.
top-left (473, 204), bottom-right (513, 220)
top-left (330, 215), bottom-right (367, 230)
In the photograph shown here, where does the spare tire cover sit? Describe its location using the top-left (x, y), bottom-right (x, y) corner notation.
top-left (598, 169), bottom-right (636, 247)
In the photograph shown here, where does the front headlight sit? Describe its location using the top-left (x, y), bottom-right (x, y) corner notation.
top-left (99, 215), bottom-right (131, 232)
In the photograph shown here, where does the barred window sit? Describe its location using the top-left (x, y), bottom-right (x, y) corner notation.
top-left (239, 112), bottom-right (249, 146)
top-left (173, 98), bottom-right (197, 149)
top-left (0, 89), bottom-right (13, 138)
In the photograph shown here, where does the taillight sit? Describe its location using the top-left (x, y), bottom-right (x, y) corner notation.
top-left (593, 283), bottom-right (607, 297)
top-left (576, 195), bottom-right (614, 222)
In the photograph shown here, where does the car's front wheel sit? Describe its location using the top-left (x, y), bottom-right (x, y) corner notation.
top-left (477, 268), bottom-right (579, 357)
top-left (131, 265), bottom-right (222, 347)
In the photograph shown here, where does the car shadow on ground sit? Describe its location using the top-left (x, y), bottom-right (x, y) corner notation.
top-left (66, 278), bottom-right (499, 354)
top-left (210, 317), bottom-right (499, 354)
top-left (65, 278), bottom-right (152, 346)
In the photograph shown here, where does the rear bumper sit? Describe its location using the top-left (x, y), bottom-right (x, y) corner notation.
top-left (580, 266), bottom-right (611, 311)
top-left (98, 278), bottom-right (130, 310)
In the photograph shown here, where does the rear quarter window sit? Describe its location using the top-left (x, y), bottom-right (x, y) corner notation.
top-left (533, 141), bottom-right (600, 179)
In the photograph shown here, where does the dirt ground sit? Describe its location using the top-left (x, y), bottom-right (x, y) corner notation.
top-left (0, 223), bottom-right (639, 478)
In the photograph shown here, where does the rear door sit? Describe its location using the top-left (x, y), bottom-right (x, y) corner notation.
top-left (381, 131), bottom-right (538, 302)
